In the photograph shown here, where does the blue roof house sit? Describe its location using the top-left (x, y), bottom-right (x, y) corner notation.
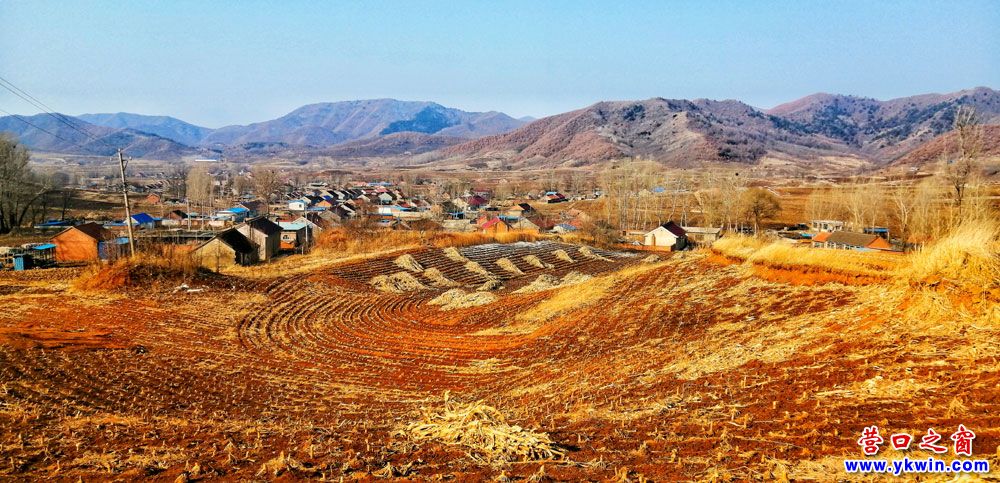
top-left (128, 213), bottom-right (159, 229)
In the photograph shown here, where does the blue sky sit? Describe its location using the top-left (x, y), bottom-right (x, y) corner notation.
top-left (1, 0), bottom-right (997, 128)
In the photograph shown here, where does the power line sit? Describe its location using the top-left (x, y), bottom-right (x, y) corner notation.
top-left (0, 106), bottom-right (78, 146)
top-left (0, 76), bottom-right (119, 150)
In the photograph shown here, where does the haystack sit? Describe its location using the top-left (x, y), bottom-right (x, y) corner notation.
top-left (560, 271), bottom-right (592, 285)
top-left (443, 247), bottom-right (470, 263)
top-left (477, 279), bottom-right (504, 291)
top-left (394, 254), bottom-right (424, 273)
top-left (370, 272), bottom-right (429, 293)
top-left (429, 289), bottom-right (497, 310)
top-left (578, 246), bottom-right (611, 261)
top-left (523, 255), bottom-right (553, 269)
top-left (423, 267), bottom-right (460, 288)
top-left (513, 274), bottom-right (562, 293)
top-left (553, 249), bottom-right (574, 263)
top-left (495, 258), bottom-right (524, 275)
top-left (398, 392), bottom-right (563, 463)
top-left (465, 260), bottom-right (496, 278)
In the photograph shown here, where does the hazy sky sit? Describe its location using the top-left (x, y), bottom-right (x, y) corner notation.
top-left (1, 0), bottom-right (997, 128)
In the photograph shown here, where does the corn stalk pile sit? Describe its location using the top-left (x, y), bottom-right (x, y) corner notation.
top-left (398, 392), bottom-right (564, 464)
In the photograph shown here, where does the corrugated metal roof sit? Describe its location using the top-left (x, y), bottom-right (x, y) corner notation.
top-left (278, 221), bottom-right (309, 231)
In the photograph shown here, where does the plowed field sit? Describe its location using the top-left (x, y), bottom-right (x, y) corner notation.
top-left (0, 241), bottom-right (997, 480)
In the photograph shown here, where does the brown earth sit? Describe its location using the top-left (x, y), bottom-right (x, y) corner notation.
top-left (1, 242), bottom-right (998, 480)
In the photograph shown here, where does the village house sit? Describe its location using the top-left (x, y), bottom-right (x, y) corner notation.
top-left (544, 192), bottom-right (568, 203)
top-left (278, 221), bottom-right (310, 251)
top-left (644, 221), bottom-right (688, 250)
top-left (682, 226), bottom-right (723, 245)
top-left (811, 231), bottom-right (893, 251)
top-left (504, 202), bottom-right (534, 217)
top-left (288, 199), bottom-right (309, 211)
top-left (161, 210), bottom-right (190, 227)
top-left (810, 220), bottom-right (846, 232)
top-left (236, 217), bottom-right (283, 261)
top-left (128, 212), bottom-right (159, 230)
top-left (480, 217), bottom-right (512, 234)
top-left (192, 229), bottom-right (258, 270)
top-left (144, 193), bottom-right (162, 204)
top-left (50, 222), bottom-right (115, 262)
top-left (466, 195), bottom-right (489, 211)
top-left (508, 217), bottom-right (540, 232)
top-left (236, 200), bottom-right (266, 217)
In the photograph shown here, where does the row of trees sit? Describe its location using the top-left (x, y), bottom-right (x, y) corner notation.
top-left (598, 158), bottom-right (781, 233)
top-left (184, 165), bottom-right (283, 214)
top-left (805, 106), bottom-right (990, 245)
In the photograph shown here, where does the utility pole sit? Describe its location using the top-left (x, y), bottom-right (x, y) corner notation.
top-left (117, 148), bottom-right (136, 257)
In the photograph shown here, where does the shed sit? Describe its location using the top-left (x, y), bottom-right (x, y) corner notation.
top-left (682, 226), bottom-right (722, 245)
top-left (50, 222), bottom-right (114, 262)
top-left (193, 229), bottom-right (258, 270)
top-left (278, 221), bottom-right (309, 250)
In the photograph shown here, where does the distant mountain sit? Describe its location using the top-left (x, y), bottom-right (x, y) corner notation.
top-left (766, 87), bottom-right (1000, 160)
top-left (200, 99), bottom-right (526, 147)
top-left (78, 112), bottom-right (214, 146)
top-left (0, 113), bottom-right (198, 158)
top-left (439, 87), bottom-right (1000, 169)
top-left (440, 98), bottom-right (851, 167)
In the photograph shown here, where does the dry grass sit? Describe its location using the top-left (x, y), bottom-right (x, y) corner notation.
top-left (495, 257), bottom-right (524, 275)
top-left (423, 267), bottom-right (460, 288)
top-left (577, 246), bottom-right (611, 261)
top-left (712, 235), bottom-right (899, 278)
top-left (398, 392), bottom-right (563, 464)
top-left (523, 255), bottom-right (553, 269)
top-left (903, 221), bottom-right (1000, 290)
top-left (429, 289), bottom-right (498, 310)
top-left (73, 253), bottom-right (205, 291)
top-left (370, 272), bottom-right (429, 293)
top-left (394, 253), bottom-right (425, 273)
top-left (553, 249), bottom-right (574, 263)
top-left (514, 272), bottom-right (593, 294)
top-left (443, 246), bottom-right (470, 263)
top-left (317, 228), bottom-right (542, 255)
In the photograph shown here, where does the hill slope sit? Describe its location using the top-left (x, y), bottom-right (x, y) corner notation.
top-left (78, 113), bottom-right (214, 147)
top-left (0, 114), bottom-right (198, 158)
top-left (767, 86), bottom-right (1000, 161)
top-left (200, 99), bottom-right (525, 147)
top-left (440, 88), bottom-right (1000, 169)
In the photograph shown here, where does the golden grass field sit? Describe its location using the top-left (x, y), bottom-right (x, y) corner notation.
top-left (0, 225), bottom-right (998, 480)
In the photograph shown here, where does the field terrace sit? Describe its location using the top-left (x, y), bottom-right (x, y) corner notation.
top-left (0, 239), bottom-right (998, 480)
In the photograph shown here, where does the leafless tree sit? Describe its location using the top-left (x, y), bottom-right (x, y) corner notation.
top-left (0, 135), bottom-right (51, 234)
top-left (168, 163), bottom-right (190, 199)
top-left (740, 188), bottom-right (781, 233)
top-left (186, 165), bottom-right (214, 210)
top-left (250, 166), bottom-right (282, 213)
top-left (944, 106), bottom-right (983, 219)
